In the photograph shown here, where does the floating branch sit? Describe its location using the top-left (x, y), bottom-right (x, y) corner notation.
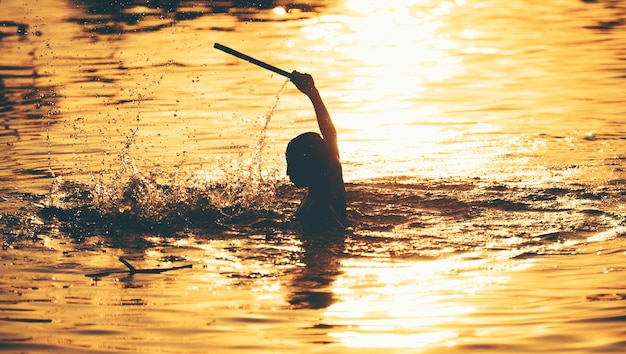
top-left (85, 257), bottom-right (192, 278)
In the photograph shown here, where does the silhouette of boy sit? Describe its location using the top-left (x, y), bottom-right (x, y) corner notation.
top-left (286, 71), bottom-right (346, 228)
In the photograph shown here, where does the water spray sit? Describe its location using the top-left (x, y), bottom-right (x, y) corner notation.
top-left (213, 43), bottom-right (292, 204)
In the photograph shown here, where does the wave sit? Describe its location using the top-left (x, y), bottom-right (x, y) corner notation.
top-left (2, 169), bottom-right (624, 260)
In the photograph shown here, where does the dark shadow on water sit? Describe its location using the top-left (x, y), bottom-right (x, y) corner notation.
top-left (69, 0), bottom-right (322, 35)
top-left (582, 0), bottom-right (626, 31)
top-left (5, 177), bottom-right (348, 310)
top-left (287, 226), bottom-right (346, 309)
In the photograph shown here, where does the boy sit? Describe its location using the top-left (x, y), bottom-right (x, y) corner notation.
top-left (286, 71), bottom-right (346, 228)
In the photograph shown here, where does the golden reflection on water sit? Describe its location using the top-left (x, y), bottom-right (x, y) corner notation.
top-left (298, 0), bottom-right (507, 181)
top-left (2, 0), bottom-right (626, 351)
top-left (325, 254), bottom-right (531, 350)
top-left (3, 0), bottom-right (623, 191)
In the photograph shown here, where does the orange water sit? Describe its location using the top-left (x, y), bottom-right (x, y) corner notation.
top-left (1, 0), bottom-right (626, 353)
top-left (2, 0), bottom-right (625, 192)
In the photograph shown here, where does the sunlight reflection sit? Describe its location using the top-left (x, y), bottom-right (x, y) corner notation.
top-left (272, 6), bottom-right (286, 16)
top-left (335, 331), bottom-right (458, 349)
top-left (324, 254), bottom-right (531, 350)
top-left (300, 0), bottom-right (482, 180)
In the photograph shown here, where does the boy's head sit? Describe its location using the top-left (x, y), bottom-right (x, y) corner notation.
top-left (286, 132), bottom-right (330, 187)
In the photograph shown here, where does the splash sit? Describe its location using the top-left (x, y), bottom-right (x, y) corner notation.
top-left (242, 78), bottom-right (290, 204)
top-left (39, 81), bottom-right (294, 237)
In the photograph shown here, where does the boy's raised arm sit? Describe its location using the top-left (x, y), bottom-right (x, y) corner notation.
top-left (290, 71), bottom-right (339, 159)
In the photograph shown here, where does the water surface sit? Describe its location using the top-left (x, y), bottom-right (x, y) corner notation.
top-left (1, 0), bottom-right (626, 352)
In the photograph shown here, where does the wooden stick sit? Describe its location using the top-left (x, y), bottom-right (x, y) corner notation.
top-left (214, 43), bottom-right (292, 78)
top-left (85, 257), bottom-right (192, 278)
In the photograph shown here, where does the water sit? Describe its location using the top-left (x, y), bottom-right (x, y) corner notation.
top-left (1, 0), bottom-right (626, 352)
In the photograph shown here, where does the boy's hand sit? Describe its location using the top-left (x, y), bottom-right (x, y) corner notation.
top-left (290, 71), bottom-right (317, 96)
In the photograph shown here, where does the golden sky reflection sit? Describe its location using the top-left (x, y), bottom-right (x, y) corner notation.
top-left (324, 254), bottom-right (532, 350)
top-left (299, 0), bottom-right (504, 181)
top-left (3, 0), bottom-right (623, 191)
top-left (137, 235), bottom-right (536, 351)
